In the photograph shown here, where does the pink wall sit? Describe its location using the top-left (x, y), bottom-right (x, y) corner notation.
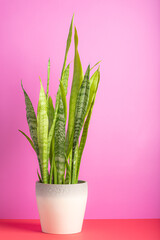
top-left (0, 0), bottom-right (160, 219)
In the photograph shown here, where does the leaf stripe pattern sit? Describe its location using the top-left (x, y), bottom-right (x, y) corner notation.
top-left (67, 27), bottom-right (83, 144)
top-left (76, 68), bottom-right (100, 181)
top-left (60, 81), bottom-right (67, 124)
top-left (86, 68), bottom-right (100, 118)
top-left (37, 80), bottom-right (49, 184)
top-left (47, 97), bottom-right (58, 184)
top-left (47, 91), bottom-right (59, 163)
top-left (48, 96), bottom-right (55, 174)
top-left (77, 96), bottom-right (95, 181)
top-left (71, 65), bottom-right (90, 183)
top-left (54, 98), bottom-right (66, 184)
top-left (65, 27), bottom-right (83, 176)
top-left (49, 136), bottom-right (57, 184)
top-left (61, 64), bottom-right (70, 95)
top-left (48, 96), bottom-right (55, 132)
top-left (21, 82), bottom-right (42, 177)
top-left (20, 15), bottom-right (100, 185)
top-left (54, 68), bottom-right (69, 183)
top-left (54, 66), bottom-right (70, 184)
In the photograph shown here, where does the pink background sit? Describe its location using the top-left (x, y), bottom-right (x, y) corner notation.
top-left (0, 0), bottom-right (160, 219)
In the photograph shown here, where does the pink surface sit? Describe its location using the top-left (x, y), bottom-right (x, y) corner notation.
top-left (1, 219), bottom-right (160, 239)
top-left (0, 0), bottom-right (160, 219)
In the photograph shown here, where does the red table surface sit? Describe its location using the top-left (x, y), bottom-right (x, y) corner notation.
top-left (0, 219), bottom-right (160, 240)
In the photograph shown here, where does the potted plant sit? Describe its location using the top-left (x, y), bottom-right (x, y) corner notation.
top-left (19, 15), bottom-right (100, 234)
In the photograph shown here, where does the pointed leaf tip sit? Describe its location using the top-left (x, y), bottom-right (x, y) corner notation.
top-left (39, 76), bottom-right (42, 86)
top-left (86, 64), bottom-right (90, 74)
top-left (21, 80), bottom-right (24, 90)
top-left (74, 27), bottom-right (78, 49)
top-left (48, 58), bottom-right (50, 67)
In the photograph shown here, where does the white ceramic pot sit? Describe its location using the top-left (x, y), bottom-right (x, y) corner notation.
top-left (36, 180), bottom-right (88, 234)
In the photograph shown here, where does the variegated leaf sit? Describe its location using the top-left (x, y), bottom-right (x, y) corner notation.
top-left (37, 79), bottom-right (49, 184)
top-left (71, 144), bottom-right (79, 184)
top-left (48, 96), bottom-right (55, 132)
top-left (85, 67), bottom-right (100, 117)
top-left (76, 69), bottom-right (100, 181)
top-left (21, 82), bottom-right (39, 155)
top-left (21, 82), bottom-right (42, 178)
top-left (60, 80), bottom-right (67, 124)
top-left (48, 96), bottom-right (55, 173)
top-left (54, 64), bottom-right (70, 184)
top-left (71, 65), bottom-right (90, 183)
top-left (49, 136), bottom-right (57, 184)
top-left (54, 98), bottom-right (66, 184)
top-left (47, 92), bottom-right (59, 162)
top-left (53, 16), bottom-right (73, 183)
top-left (67, 27), bottom-right (83, 144)
top-left (61, 64), bottom-right (70, 95)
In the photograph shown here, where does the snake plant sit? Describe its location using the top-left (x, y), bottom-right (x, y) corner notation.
top-left (19, 15), bottom-right (100, 184)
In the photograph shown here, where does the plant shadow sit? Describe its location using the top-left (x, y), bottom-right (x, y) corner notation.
top-left (0, 220), bottom-right (41, 233)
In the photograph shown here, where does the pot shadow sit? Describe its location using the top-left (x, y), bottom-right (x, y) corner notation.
top-left (0, 220), bottom-right (41, 233)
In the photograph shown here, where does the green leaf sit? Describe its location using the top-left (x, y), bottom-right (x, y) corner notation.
top-left (71, 65), bottom-right (90, 183)
top-left (54, 98), bottom-right (66, 184)
top-left (48, 96), bottom-right (55, 132)
top-left (66, 127), bottom-right (74, 160)
top-left (77, 69), bottom-right (100, 181)
top-left (50, 89), bottom-right (64, 185)
top-left (46, 58), bottom-right (50, 101)
top-left (86, 67), bottom-right (100, 117)
top-left (76, 97), bottom-right (95, 181)
top-left (37, 78), bottom-right (49, 184)
top-left (71, 144), bottom-right (79, 184)
top-left (65, 160), bottom-right (71, 184)
top-left (21, 81), bottom-right (42, 178)
top-left (64, 151), bottom-right (71, 184)
top-left (61, 15), bottom-right (74, 81)
top-left (47, 63), bottom-right (70, 184)
top-left (18, 130), bottom-right (35, 151)
top-left (61, 64), bottom-right (70, 95)
top-left (53, 158), bottom-right (57, 184)
top-left (60, 80), bottom-right (67, 124)
top-left (62, 175), bottom-right (65, 184)
top-left (49, 136), bottom-right (57, 184)
top-left (21, 81), bottom-right (39, 155)
top-left (52, 15), bottom-right (73, 184)
top-left (90, 60), bottom-right (101, 71)
top-left (54, 63), bottom-right (70, 184)
top-left (47, 94), bottom-right (59, 164)
top-left (48, 96), bottom-right (55, 171)
top-left (65, 151), bottom-right (72, 184)
top-left (43, 16), bottom-right (72, 171)
top-left (66, 27), bottom-right (83, 161)
top-left (48, 117), bottom-right (57, 184)
top-left (65, 129), bottom-right (74, 184)
top-left (66, 15), bottom-right (74, 54)
top-left (37, 170), bottom-right (42, 183)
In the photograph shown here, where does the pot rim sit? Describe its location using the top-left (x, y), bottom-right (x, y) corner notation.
top-left (36, 180), bottom-right (87, 186)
